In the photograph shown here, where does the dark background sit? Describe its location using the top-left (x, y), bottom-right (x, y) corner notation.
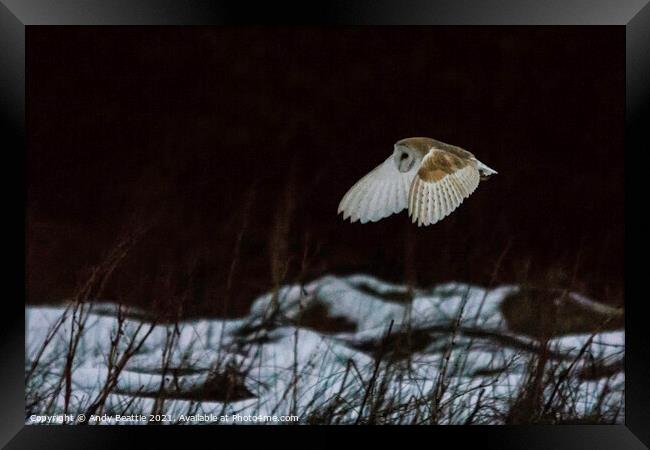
top-left (26, 26), bottom-right (624, 317)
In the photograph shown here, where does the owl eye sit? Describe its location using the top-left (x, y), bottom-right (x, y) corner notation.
top-left (400, 152), bottom-right (409, 161)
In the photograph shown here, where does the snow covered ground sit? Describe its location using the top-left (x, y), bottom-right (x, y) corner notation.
top-left (25, 275), bottom-right (624, 425)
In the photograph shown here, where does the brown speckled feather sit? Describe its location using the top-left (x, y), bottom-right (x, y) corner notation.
top-left (407, 146), bottom-right (481, 226)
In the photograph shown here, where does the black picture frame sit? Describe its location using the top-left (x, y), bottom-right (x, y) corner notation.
top-left (1, 1), bottom-right (645, 448)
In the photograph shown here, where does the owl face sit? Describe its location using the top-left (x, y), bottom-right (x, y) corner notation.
top-left (393, 144), bottom-right (420, 173)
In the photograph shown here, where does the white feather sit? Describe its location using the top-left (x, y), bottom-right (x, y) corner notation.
top-left (338, 155), bottom-right (418, 224)
top-left (425, 184), bottom-right (434, 225)
top-left (449, 177), bottom-right (462, 203)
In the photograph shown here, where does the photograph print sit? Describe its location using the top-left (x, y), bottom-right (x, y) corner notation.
top-left (25, 26), bottom-right (624, 425)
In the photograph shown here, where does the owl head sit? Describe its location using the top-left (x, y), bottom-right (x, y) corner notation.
top-left (392, 143), bottom-right (422, 173)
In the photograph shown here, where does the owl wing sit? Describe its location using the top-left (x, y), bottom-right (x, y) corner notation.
top-left (408, 148), bottom-right (481, 226)
top-left (338, 155), bottom-right (417, 223)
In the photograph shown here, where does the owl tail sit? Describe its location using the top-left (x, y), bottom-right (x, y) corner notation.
top-left (476, 160), bottom-right (498, 180)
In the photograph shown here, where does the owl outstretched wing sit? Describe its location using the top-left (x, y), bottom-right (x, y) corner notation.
top-left (338, 155), bottom-right (417, 223)
top-left (407, 148), bottom-right (480, 226)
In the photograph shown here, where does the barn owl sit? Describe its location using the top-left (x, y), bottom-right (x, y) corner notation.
top-left (337, 137), bottom-right (497, 226)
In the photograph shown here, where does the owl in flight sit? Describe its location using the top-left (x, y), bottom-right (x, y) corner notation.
top-left (338, 137), bottom-right (497, 226)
